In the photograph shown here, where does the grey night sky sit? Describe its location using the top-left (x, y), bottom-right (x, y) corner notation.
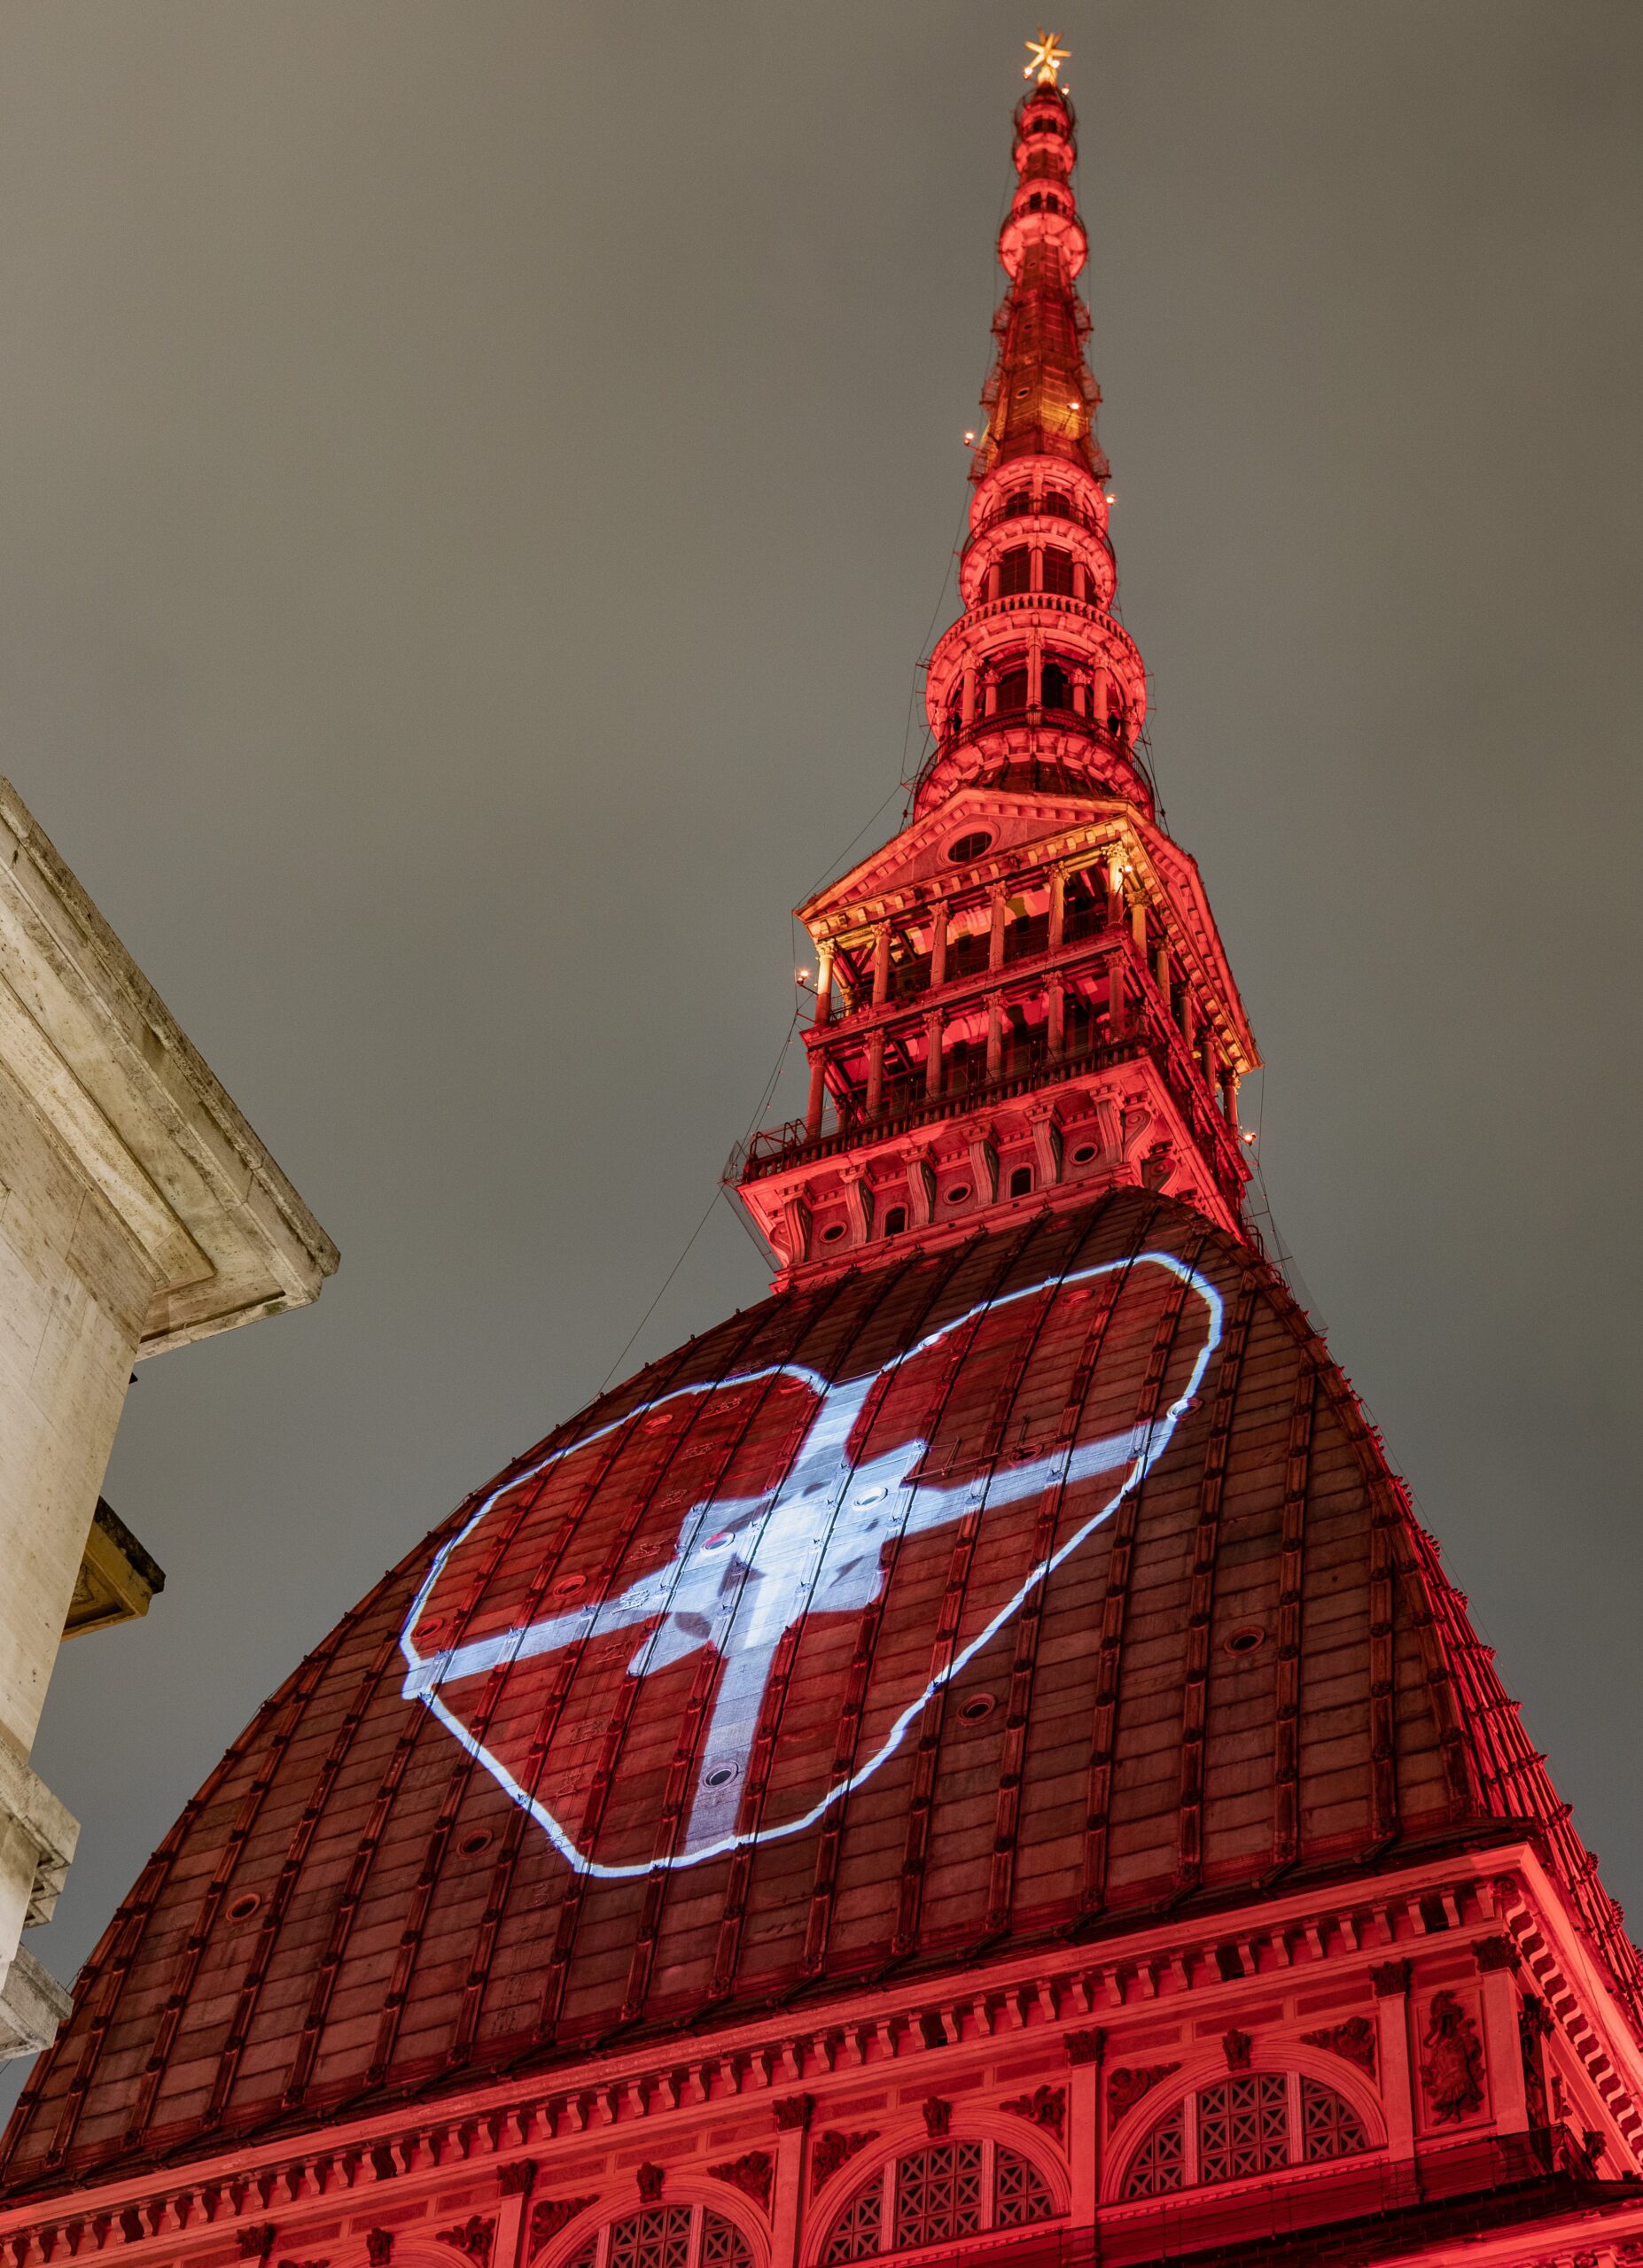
top-left (2, 1), bottom-right (1640, 2113)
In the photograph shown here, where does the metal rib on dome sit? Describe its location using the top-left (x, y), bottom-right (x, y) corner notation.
top-left (3, 1188), bottom-right (1631, 2200)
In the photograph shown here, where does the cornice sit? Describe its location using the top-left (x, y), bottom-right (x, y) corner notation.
top-left (4, 1847), bottom-right (1616, 2258)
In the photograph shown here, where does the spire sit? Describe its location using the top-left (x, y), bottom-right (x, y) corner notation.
top-left (731, 43), bottom-right (1260, 1276)
top-left (974, 74), bottom-right (1109, 485)
top-left (915, 48), bottom-right (1147, 819)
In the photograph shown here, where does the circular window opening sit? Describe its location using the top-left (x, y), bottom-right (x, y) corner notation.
top-left (821, 1222), bottom-right (847, 1243)
top-left (704, 1764), bottom-right (739, 1790)
top-left (959, 1692), bottom-right (997, 1724)
top-left (553, 1573), bottom-right (584, 1598)
top-left (643, 1410), bottom-right (675, 1432)
top-left (946, 831), bottom-right (994, 865)
top-left (1071, 1143), bottom-right (1097, 1165)
top-left (227, 1892), bottom-right (261, 1923)
top-left (1225, 1625), bottom-right (1267, 1658)
top-left (944, 1184), bottom-right (973, 1205)
top-left (458, 1828), bottom-right (494, 1858)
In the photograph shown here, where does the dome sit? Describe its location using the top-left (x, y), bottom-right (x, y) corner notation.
top-left (2, 1188), bottom-right (1634, 2197)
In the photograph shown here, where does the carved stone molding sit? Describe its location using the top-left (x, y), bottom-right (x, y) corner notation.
top-left (1300, 2016), bottom-right (1376, 2077)
top-left (772, 2093), bottom-right (815, 2132)
top-left (1221, 2029), bottom-right (1252, 2070)
top-left (1064, 2028), bottom-right (1104, 2067)
top-left (1474, 1934), bottom-right (1520, 1973)
top-left (922, 2097), bottom-right (952, 2138)
top-left (498, 2160), bottom-right (538, 2198)
top-left (1107, 2063), bottom-right (1180, 2123)
top-left (1421, 1992), bottom-right (1485, 2123)
top-left (365, 2236), bottom-right (394, 2268)
top-left (635, 2165), bottom-right (666, 2202)
top-left (811, 2131), bottom-right (878, 2194)
top-left (707, 2153), bottom-right (774, 2211)
top-left (1370, 1960), bottom-right (1412, 1998)
top-left (436, 2218), bottom-right (495, 2266)
top-left (1001, 2085), bottom-right (1065, 2143)
top-left (530, 2198), bottom-right (599, 2253)
top-left (237, 2231), bottom-right (277, 2264)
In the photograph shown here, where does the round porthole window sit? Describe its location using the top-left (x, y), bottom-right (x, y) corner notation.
top-left (458, 1828), bottom-right (494, 1858)
top-left (1071, 1143), bottom-right (1097, 1164)
top-left (959, 1692), bottom-right (997, 1724)
top-left (1225, 1625), bottom-right (1267, 1658)
top-left (944, 1184), bottom-right (973, 1205)
top-left (704, 1764), bottom-right (739, 1790)
top-left (946, 830), bottom-right (994, 865)
top-left (821, 1222), bottom-right (847, 1243)
top-left (227, 1892), bottom-right (262, 1923)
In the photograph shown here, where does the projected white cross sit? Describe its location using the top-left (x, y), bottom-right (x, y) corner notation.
top-left (400, 1254), bottom-right (1221, 1876)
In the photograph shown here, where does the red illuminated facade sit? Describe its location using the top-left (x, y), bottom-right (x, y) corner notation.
top-left (4, 49), bottom-right (1643, 2268)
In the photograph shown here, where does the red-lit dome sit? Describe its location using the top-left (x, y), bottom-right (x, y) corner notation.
top-left (4, 1189), bottom-right (1631, 2199)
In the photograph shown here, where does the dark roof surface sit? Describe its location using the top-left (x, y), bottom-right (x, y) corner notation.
top-left (4, 1190), bottom-right (1634, 2196)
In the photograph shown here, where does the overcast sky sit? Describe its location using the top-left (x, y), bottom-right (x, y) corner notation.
top-left (2, 0), bottom-right (1640, 2113)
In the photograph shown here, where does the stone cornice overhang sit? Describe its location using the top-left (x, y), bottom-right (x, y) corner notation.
top-left (0, 780), bottom-right (338, 1352)
top-left (1, 1841), bottom-right (1629, 2249)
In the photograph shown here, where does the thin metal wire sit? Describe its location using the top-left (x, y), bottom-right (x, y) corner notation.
top-left (596, 1006), bottom-right (804, 1395)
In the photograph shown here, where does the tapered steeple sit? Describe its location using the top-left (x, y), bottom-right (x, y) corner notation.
top-left (735, 45), bottom-right (1258, 1271)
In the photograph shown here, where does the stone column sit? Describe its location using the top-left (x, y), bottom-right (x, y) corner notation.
top-left (770, 2097), bottom-right (814, 2268)
top-left (806, 1052), bottom-right (828, 1140)
top-left (930, 905), bottom-right (948, 990)
top-left (985, 996), bottom-right (1004, 1082)
top-left (814, 941), bottom-right (835, 1026)
top-left (1371, 1960), bottom-right (1418, 2164)
top-left (1047, 868), bottom-right (1065, 951)
top-left (871, 926), bottom-right (892, 1009)
top-left (866, 1030), bottom-right (885, 1117)
top-left (1047, 977), bottom-right (1065, 1059)
top-left (1475, 1937), bottom-right (1530, 2131)
top-left (923, 1012), bottom-right (944, 1099)
top-left (0, 780), bottom-right (337, 2058)
top-left (988, 889), bottom-right (1007, 972)
top-left (1065, 2031), bottom-right (1104, 2225)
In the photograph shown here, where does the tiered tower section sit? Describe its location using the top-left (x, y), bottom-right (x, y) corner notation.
top-left (735, 77), bottom-right (1258, 1278)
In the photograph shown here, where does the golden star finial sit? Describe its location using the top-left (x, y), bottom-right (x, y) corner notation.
top-left (1024, 29), bottom-right (1070, 84)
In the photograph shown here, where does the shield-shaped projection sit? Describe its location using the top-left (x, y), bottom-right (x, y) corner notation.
top-left (400, 1250), bottom-right (1220, 1876)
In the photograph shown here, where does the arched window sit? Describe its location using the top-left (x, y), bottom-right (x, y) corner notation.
top-left (1119, 2075), bottom-right (1370, 2201)
top-left (1008, 1165), bottom-right (1033, 1199)
top-left (821, 2140), bottom-right (1055, 2264)
top-left (1041, 659), bottom-right (1072, 711)
top-left (998, 546), bottom-right (1032, 596)
top-left (1041, 547), bottom-right (1075, 596)
top-left (565, 2205), bottom-right (754, 2268)
top-left (882, 1205), bottom-right (908, 1237)
top-left (994, 665), bottom-right (1029, 714)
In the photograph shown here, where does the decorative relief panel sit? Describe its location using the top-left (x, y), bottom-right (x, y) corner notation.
top-left (1420, 1992), bottom-right (1485, 2124)
top-left (707, 2154), bottom-right (773, 2212)
top-left (1108, 2062), bottom-right (1180, 2124)
top-left (1001, 2084), bottom-right (1066, 2142)
top-left (812, 2131), bottom-right (879, 2195)
top-left (1301, 2016), bottom-right (1377, 2077)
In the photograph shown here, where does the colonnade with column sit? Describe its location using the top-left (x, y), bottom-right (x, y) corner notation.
top-left (805, 857), bottom-right (1242, 1146)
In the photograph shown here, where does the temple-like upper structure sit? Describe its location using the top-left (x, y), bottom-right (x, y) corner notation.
top-left (733, 76), bottom-right (1257, 1277)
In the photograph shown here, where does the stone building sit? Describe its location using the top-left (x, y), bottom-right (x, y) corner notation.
top-left (0, 780), bottom-right (337, 2056)
top-left (2, 46), bottom-right (1639, 2268)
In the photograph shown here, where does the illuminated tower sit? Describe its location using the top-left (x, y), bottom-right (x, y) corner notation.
top-left (736, 58), bottom-right (1255, 1272)
top-left (5, 41), bottom-right (1643, 2268)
